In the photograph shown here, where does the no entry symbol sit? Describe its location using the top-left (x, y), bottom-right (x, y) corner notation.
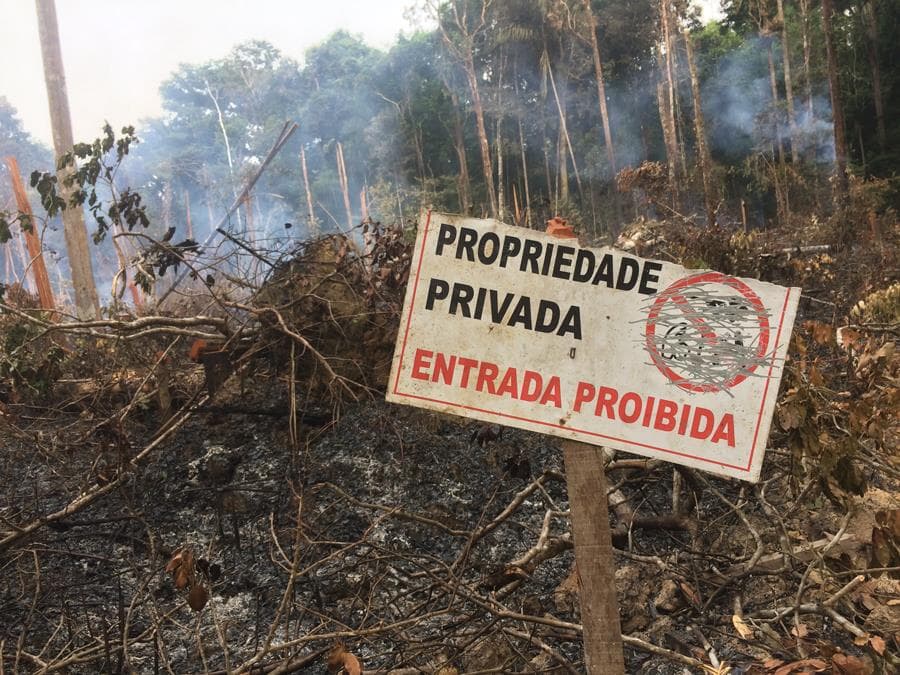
top-left (644, 272), bottom-right (772, 393)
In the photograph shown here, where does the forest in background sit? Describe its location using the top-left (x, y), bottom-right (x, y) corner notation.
top-left (0, 0), bottom-right (897, 306)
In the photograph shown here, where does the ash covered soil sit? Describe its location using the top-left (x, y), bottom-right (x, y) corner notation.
top-left (1, 372), bottom-right (895, 674)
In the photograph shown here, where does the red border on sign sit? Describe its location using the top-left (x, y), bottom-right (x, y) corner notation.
top-left (391, 212), bottom-right (794, 475)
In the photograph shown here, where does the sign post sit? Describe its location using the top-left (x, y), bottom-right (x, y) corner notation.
top-left (563, 439), bottom-right (625, 672)
top-left (387, 211), bottom-right (800, 670)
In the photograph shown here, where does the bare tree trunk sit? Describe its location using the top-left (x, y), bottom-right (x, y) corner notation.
top-left (35, 0), bottom-right (99, 319)
top-left (767, 43), bottom-right (786, 166)
top-left (5, 156), bottom-right (55, 311)
top-left (204, 79), bottom-right (243, 234)
top-left (776, 0), bottom-right (798, 162)
top-left (656, 78), bottom-right (679, 203)
top-left (300, 148), bottom-right (318, 235)
top-left (547, 58), bottom-right (583, 200)
top-left (583, 0), bottom-right (616, 175)
top-left (184, 190), bottom-right (194, 239)
top-left (799, 0), bottom-right (814, 122)
top-left (442, 91), bottom-right (471, 216)
top-left (821, 0), bottom-right (849, 198)
top-left (683, 32), bottom-right (716, 227)
top-left (336, 142), bottom-right (353, 228)
top-left (768, 43), bottom-right (791, 225)
top-left (462, 51), bottom-right (497, 217)
top-left (517, 115), bottom-right (532, 227)
top-left (359, 186), bottom-right (369, 221)
top-left (660, 0), bottom-right (685, 179)
top-left (862, 0), bottom-right (886, 150)
top-left (496, 117), bottom-right (505, 221)
top-left (13, 221), bottom-right (36, 295)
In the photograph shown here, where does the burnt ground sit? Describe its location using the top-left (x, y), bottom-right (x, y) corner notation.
top-left (1, 221), bottom-right (898, 674)
top-left (1, 365), bottom-right (897, 674)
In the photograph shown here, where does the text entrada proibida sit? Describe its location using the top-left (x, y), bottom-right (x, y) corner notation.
top-left (423, 222), bottom-right (665, 341)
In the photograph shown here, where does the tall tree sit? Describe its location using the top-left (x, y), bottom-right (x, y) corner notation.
top-left (582, 0), bottom-right (617, 175)
top-left (436, 0), bottom-right (498, 218)
top-left (861, 0), bottom-right (887, 150)
top-left (775, 0), bottom-right (799, 162)
top-left (821, 0), bottom-right (850, 197)
top-left (684, 29), bottom-right (716, 226)
top-left (35, 0), bottom-right (99, 319)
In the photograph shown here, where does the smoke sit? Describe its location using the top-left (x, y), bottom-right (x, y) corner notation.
top-left (701, 36), bottom-right (835, 163)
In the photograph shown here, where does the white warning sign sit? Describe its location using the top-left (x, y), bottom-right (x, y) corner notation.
top-left (387, 212), bottom-right (800, 482)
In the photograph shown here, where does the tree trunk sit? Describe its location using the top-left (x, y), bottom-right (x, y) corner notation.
top-left (336, 142), bottom-right (354, 228)
top-left (5, 156), bottom-right (56, 312)
top-left (683, 32), bottom-right (715, 227)
top-left (583, 0), bottom-right (616, 175)
top-left (547, 58), bottom-right (583, 201)
top-left (862, 0), bottom-right (887, 150)
top-left (767, 43), bottom-right (786, 166)
top-left (656, 78), bottom-right (679, 202)
top-left (184, 189), bottom-right (194, 239)
top-left (464, 53), bottom-right (497, 217)
top-left (300, 148), bottom-right (318, 235)
top-left (768, 43), bottom-right (790, 225)
top-left (496, 117), bottom-right (505, 221)
top-left (660, 0), bottom-right (686, 179)
top-left (446, 91), bottom-right (471, 215)
top-left (821, 0), bottom-right (849, 198)
top-left (776, 0), bottom-right (798, 163)
top-left (518, 116), bottom-right (532, 227)
top-left (799, 0), bottom-right (814, 122)
top-left (35, 0), bottom-right (99, 319)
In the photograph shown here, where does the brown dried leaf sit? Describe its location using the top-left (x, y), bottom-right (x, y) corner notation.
top-left (872, 527), bottom-right (894, 567)
top-left (806, 320), bottom-right (834, 346)
top-left (771, 658), bottom-right (828, 675)
top-left (164, 549), bottom-right (183, 574)
top-left (778, 403), bottom-right (805, 431)
top-left (732, 614), bottom-right (754, 640)
top-left (174, 567), bottom-right (190, 590)
top-left (327, 641), bottom-right (361, 675)
top-left (791, 623), bottom-right (809, 638)
top-left (188, 582), bottom-right (208, 611)
top-left (679, 580), bottom-right (701, 608)
top-left (831, 652), bottom-right (873, 675)
top-left (868, 635), bottom-right (887, 655)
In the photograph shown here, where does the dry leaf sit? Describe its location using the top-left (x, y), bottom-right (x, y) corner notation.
top-left (868, 635), bottom-right (886, 655)
top-left (188, 582), bottom-right (209, 611)
top-left (732, 614), bottom-right (754, 640)
top-left (771, 658), bottom-right (828, 675)
top-left (164, 549), bottom-right (183, 574)
top-left (791, 623), bottom-right (809, 638)
top-left (679, 581), bottom-right (701, 608)
top-left (327, 641), bottom-right (361, 675)
top-left (831, 652), bottom-right (873, 675)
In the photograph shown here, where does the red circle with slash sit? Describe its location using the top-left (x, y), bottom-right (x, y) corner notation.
top-left (644, 272), bottom-right (771, 393)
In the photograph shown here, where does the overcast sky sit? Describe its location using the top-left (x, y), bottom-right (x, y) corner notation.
top-left (1, 0), bottom-right (722, 148)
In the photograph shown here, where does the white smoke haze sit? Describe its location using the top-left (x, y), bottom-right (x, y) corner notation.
top-left (702, 36), bottom-right (836, 163)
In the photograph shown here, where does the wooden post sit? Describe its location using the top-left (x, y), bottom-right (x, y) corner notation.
top-left (4, 156), bottom-right (56, 312)
top-left (546, 220), bottom-right (625, 673)
top-left (35, 0), bottom-right (99, 319)
top-left (563, 440), bottom-right (626, 673)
